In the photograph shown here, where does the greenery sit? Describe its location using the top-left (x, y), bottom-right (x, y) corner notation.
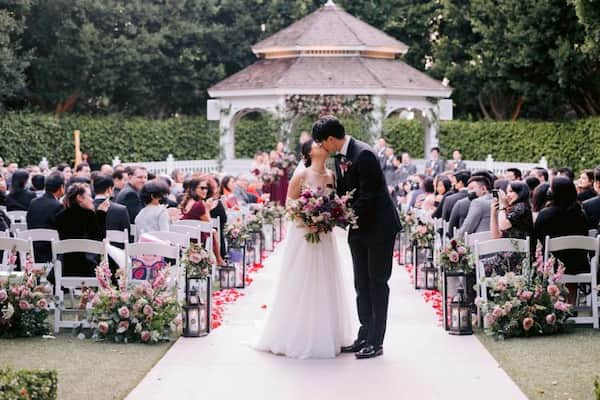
top-left (0, 111), bottom-right (219, 166)
top-left (382, 118), bottom-right (425, 158)
top-left (0, 367), bottom-right (57, 400)
top-left (235, 113), bottom-right (279, 159)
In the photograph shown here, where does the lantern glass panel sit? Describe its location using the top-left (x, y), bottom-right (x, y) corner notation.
top-left (219, 266), bottom-right (236, 289)
top-left (262, 223), bottom-right (274, 252)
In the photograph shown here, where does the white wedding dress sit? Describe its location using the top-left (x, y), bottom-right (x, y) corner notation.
top-left (254, 191), bottom-right (355, 359)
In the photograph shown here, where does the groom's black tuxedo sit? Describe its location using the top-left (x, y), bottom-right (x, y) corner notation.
top-left (335, 137), bottom-right (401, 348)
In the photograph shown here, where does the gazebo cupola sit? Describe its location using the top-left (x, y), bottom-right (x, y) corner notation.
top-left (208, 0), bottom-right (453, 160)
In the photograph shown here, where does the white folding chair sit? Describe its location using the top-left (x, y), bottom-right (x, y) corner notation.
top-left (0, 230), bottom-right (9, 238)
top-left (9, 222), bottom-right (27, 235)
top-left (211, 216), bottom-right (221, 242)
top-left (589, 229), bottom-right (598, 238)
top-left (129, 224), bottom-right (137, 242)
top-left (465, 231), bottom-right (493, 248)
top-left (106, 229), bottom-right (129, 246)
top-left (171, 223), bottom-right (215, 280)
top-left (51, 239), bottom-right (108, 333)
top-left (16, 229), bottom-right (59, 274)
top-left (0, 237), bottom-right (33, 268)
top-left (226, 210), bottom-right (244, 225)
top-left (125, 242), bottom-right (182, 300)
top-left (6, 210), bottom-right (27, 224)
top-left (144, 231), bottom-right (191, 250)
top-left (0, 205), bottom-right (6, 214)
top-left (544, 235), bottom-right (599, 329)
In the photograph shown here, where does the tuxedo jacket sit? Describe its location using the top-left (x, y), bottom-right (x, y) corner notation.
top-left (26, 192), bottom-right (64, 263)
top-left (93, 198), bottom-right (130, 234)
top-left (448, 196), bottom-right (472, 238)
top-left (427, 159), bottom-right (445, 177)
top-left (335, 138), bottom-right (401, 243)
top-left (115, 184), bottom-right (143, 224)
top-left (583, 196), bottom-right (600, 229)
top-left (6, 189), bottom-right (36, 211)
top-left (456, 194), bottom-right (492, 239)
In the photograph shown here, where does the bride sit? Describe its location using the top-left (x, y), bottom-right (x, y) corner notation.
top-left (253, 139), bottom-right (354, 359)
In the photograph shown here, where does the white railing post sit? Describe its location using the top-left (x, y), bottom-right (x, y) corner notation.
top-left (539, 156), bottom-right (548, 169)
top-left (112, 156), bottom-right (121, 167)
top-left (485, 154), bottom-right (494, 171)
top-left (166, 154), bottom-right (175, 176)
top-left (39, 157), bottom-right (49, 171)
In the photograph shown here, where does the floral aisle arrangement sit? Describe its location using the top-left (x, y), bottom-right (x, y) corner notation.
top-left (286, 187), bottom-right (357, 243)
top-left (82, 263), bottom-right (181, 344)
top-left (225, 223), bottom-right (249, 249)
top-left (478, 251), bottom-right (573, 339)
top-left (0, 258), bottom-right (51, 338)
top-left (245, 213), bottom-right (263, 234)
top-left (0, 367), bottom-right (58, 400)
top-left (410, 217), bottom-right (435, 248)
top-left (182, 243), bottom-right (212, 279)
top-left (440, 239), bottom-right (473, 273)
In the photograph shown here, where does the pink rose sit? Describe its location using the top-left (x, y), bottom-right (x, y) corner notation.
top-left (144, 287), bottom-right (155, 298)
top-left (36, 298), bottom-right (48, 309)
top-left (143, 305), bottom-right (154, 318)
top-left (188, 252), bottom-right (203, 264)
top-left (484, 314), bottom-right (496, 327)
top-left (547, 284), bottom-right (560, 297)
top-left (546, 313), bottom-right (556, 325)
top-left (519, 290), bottom-right (533, 301)
top-left (417, 225), bottom-right (427, 235)
top-left (117, 320), bottom-right (130, 333)
top-left (133, 285), bottom-right (144, 298)
top-left (140, 330), bottom-right (151, 342)
top-left (522, 317), bottom-right (534, 331)
top-left (449, 251), bottom-right (459, 263)
top-left (153, 297), bottom-right (164, 307)
top-left (118, 306), bottom-right (130, 319)
top-left (173, 314), bottom-right (182, 327)
top-left (534, 287), bottom-right (543, 299)
top-left (120, 293), bottom-right (130, 303)
top-left (18, 300), bottom-right (31, 311)
top-left (20, 288), bottom-right (31, 299)
top-left (554, 301), bottom-right (570, 312)
top-left (98, 321), bottom-right (110, 335)
top-left (492, 306), bottom-right (503, 319)
top-left (0, 290), bottom-right (7, 303)
top-left (457, 246), bottom-right (467, 255)
top-left (496, 280), bottom-right (507, 292)
top-left (10, 287), bottom-right (20, 297)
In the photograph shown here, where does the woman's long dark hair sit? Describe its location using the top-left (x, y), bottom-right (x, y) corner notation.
top-left (10, 169), bottom-right (29, 192)
top-left (220, 176), bottom-right (234, 195)
top-left (301, 139), bottom-right (314, 168)
top-left (508, 181), bottom-right (530, 207)
top-left (550, 176), bottom-right (580, 211)
top-left (179, 177), bottom-right (204, 210)
top-left (531, 183), bottom-right (550, 213)
top-left (64, 182), bottom-right (88, 208)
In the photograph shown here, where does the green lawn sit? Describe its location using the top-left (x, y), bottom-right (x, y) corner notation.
top-left (0, 335), bottom-right (173, 400)
top-left (478, 327), bottom-right (600, 400)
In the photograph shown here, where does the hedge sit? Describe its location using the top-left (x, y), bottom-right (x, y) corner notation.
top-left (0, 367), bottom-right (58, 400)
top-left (0, 112), bottom-right (219, 166)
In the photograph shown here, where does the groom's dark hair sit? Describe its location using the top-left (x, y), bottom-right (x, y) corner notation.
top-left (312, 115), bottom-right (345, 142)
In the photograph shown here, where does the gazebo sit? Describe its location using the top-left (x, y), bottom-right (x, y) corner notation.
top-left (207, 0), bottom-right (453, 160)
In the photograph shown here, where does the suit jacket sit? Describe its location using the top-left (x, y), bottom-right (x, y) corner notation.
top-left (27, 192), bottom-right (64, 263)
top-left (441, 189), bottom-right (469, 222)
top-left (335, 138), bottom-right (401, 243)
top-left (448, 159), bottom-right (467, 171)
top-left (94, 197), bottom-right (130, 236)
top-left (457, 194), bottom-right (492, 239)
top-left (426, 159), bottom-right (445, 177)
top-left (396, 163), bottom-right (417, 184)
top-left (448, 196), bottom-right (472, 238)
top-left (6, 189), bottom-right (36, 211)
top-left (115, 184), bottom-right (143, 224)
top-left (583, 196), bottom-right (600, 229)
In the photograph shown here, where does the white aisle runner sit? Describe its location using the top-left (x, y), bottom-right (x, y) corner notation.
top-left (127, 230), bottom-right (526, 400)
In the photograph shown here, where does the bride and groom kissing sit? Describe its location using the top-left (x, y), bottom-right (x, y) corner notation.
top-left (254, 115), bottom-right (402, 360)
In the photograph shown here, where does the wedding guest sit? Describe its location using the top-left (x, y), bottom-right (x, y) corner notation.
top-left (525, 176), bottom-right (541, 195)
top-left (27, 172), bottom-right (65, 262)
top-left (382, 147), bottom-right (396, 185)
top-left (490, 181), bottom-right (533, 240)
top-left (134, 180), bottom-right (170, 238)
top-left (441, 170), bottom-right (471, 222)
top-left (220, 175), bottom-right (239, 209)
top-left (74, 162), bottom-right (91, 179)
top-left (576, 169), bottom-right (596, 202)
top-left (425, 147), bottom-right (445, 177)
top-left (557, 167), bottom-right (575, 181)
top-left (170, 169), bottom-right (185, 197)
top-left (582, 167), bottom-right (600, 229)
top-left (533, 177), bottom-right (590, 304)
top-left (0, 174), bottom-right (7, 206)
top-left (116, 166), bottom-right (147, 224)
top-left (456, 175), bottom-right (493, 238)
top-left (531, 183), bottom-right (551, 222)
top-left (234, 175), bottom-right (258, 204)
top-left (530, 167), bottom-right (548, 184)
top-left (415, 177), bottom-right (435, 211)
top-left (494, 179), bottom-right (509, 193)
top-left (505, 168), bottom-right (522, 181)
top-left (375, 138), bottom-right (388, 168)
top-left (5, 162), bottom-right (18, 190)
top-left (408, 174), bottom-right (426, 209)
top-left (6, 169), bottom-right (36, 211)
top-left (448, 171), bottom-right (493, 236)
top-left (431, 175), bottom-right (452, 219)
top-left (31, 174), bottom-right (45, 197)
top-left (100, 164), bottom-right (113, 176)
top-left (55, 183), bottom-right (108, 277)
top-left (56, 163), bottom-right (73, 183)
top-left (208, 176), bottom-right (227, 258)
top-left (448, 149), bottom-right (466, 172)
top-left (112, 168), bottom-right (128, 199)
top-left (396, 152), bottom-right (417, 184)
top-left (93, 175), bottom-right (130, 237)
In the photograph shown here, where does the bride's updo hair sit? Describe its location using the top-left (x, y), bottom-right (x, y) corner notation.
top-left (301, 139), bottom-right (314, 168)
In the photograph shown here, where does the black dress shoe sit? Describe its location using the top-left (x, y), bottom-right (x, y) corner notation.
top-left (355, 345), bottom-right (383, 359)
top-left (341, 340), bottom-right (367, 353)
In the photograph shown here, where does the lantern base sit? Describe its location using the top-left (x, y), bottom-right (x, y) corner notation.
top-left (448, 330), bottom-right (473, 336)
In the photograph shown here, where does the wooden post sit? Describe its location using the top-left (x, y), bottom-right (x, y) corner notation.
top-left (74, 130), bottom-right (82, 167)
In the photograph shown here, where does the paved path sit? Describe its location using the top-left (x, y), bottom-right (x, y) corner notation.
top-left (127, 235), bottom-right (527, 400)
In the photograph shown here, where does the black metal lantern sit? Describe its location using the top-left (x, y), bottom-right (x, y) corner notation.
top-left (449, 288), bottom-right (473, 335)
top-left (250, 231), bottom-right (262, 264)
top-left (262, 223), bottom-right (274, 252)
top-left (412, 242), bottom-right (432, 289)
top-left (219, 265), bottom-right (236, 289)
top-left (442, 270), bottom-right (476, 331)
top-left (184, 276), bottom-right (211, 336)
top-left (245, 239), bottom-right (255, 267)
top-left (423, 257), bottom-right (438, 290)
top-left (227, 244), bottom-right (246, 289)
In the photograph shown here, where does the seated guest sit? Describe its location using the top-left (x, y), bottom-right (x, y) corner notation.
top-left (583, 167), bottom-right (600, 229)
top-left (525, 176), bottom-right (540, 196)
top-left (415, 177), bottom-right (435, 212)
top-left (170, 169), bottom-right (185, 197)
top-left (0, 174), bottom-right (8, 206)
top-left (531, 183), bottom-right (551, 222)
top-left (112, 168), bottom-right (128, 200)
top-left (134, 180), bottom-right (170, 238)
top-left (31, 174), bottom-right (45, 197)
top-left (533, 177), bottom-right (590, 304)
top-left (456, 175), bottom-right (493, 238)
top-left (93, 175), bottom-right (130, 240)
top-left (442, 170), bottom-right (471, 222)
top-left (494, 179), bottom-right (509, 193)
top-left (505, 168), bottom-right (522, 181)
top-left (56, 163), bottom-right (72, 182)
top-left (6, 169), bottom-right (36, 211)
top-left (26, 171), bottom-right (65, 262)
top-left (448, 171), bottom-right (493, 237)
top-left (234, 175), bottom-right (258, 204)
top-left (395, 152), bottom-right (417, 184)
top-left (447, 149), bottom-right (466, 172)
top-left (425, 147), bottom-right (445, 177)
top-left (74, 162), bottom-right (91, 179)
top-left (55, 183), bottom-right (108, 276)
top-left (431, 175), bottom-right (452, 219)
top-left (220, 175), bottom-right (239, 209)
top-left (530, 167), bottom-right (548, 184)
top-left (576, 169), bottom-right (596, 202)
top-left (491, 181), bottom-right (533, 240)
top-left (208, 176), bottom-right (228, 258)
top-left (557, 167), bottom-right (575, 181)
top-left (116, 166), bottom-right (147, 224)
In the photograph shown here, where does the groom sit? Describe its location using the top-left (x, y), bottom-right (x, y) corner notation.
top-left (312, 116), bottom-right (401, 359)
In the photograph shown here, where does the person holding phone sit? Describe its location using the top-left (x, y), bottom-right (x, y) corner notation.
top-left (490, 181), bottom-right (533, 240)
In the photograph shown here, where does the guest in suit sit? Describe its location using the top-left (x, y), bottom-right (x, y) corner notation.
top-left (111, 168), bottom-right (128, 200)
top-left (93, 175), bottom-right (131, 239)
top-left (374, 138), bottom-right (388, 169)
top-left (234, 175), bottom-right (258, 204)
top-left (582, 167), bottom-right (600, 229)
top-left (134, 180), bottom-right (170, 238)
top-left (557, 167), bottom-right (575, 181)
top-left (74, 162), bottom-right (92, 180)
top-left (456, 176), bottom-right (493, 238)
top-left (116, 166), bottom-right (147, 224)
top-left (55, 183), bottom-right (108, 277)
top-left (382, 148), bottom-right (396, 186)
top-left (529, 167), bottom-right (548, 184)
top-left (577, 169), bottom-right (597, 202)
top-left (26, 171), bottom-right (65, 263)
top-left (447, 149), bottom-right (466, 172)
top-left (425, 147), bottom-right (445, 177)
top-left (396, 152), bottom-right (417, 184)
top-left (505, 168), bottom-right (522, 181)
top-left (31, 174), bottom-right (45, 197)
top-left (6, 169), bottom-right (36, 211)
top-left (441, 170), bottom-right (471, 222)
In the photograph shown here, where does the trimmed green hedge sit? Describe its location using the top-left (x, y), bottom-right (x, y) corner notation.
top-left (235, 114), bottom-right (279, 158)
top-left (0, 367), bottom-right (58, 400)
top-left (0, 112), bottom-right (219, 166)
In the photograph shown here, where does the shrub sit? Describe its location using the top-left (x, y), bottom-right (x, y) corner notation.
top-left (0, 367), bottom-right (58, 400)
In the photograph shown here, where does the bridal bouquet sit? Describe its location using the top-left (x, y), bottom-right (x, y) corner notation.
top-left (287, 187), bottom-right (357, 244)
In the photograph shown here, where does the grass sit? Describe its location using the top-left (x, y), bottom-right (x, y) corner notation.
top-left (477, 327), bottom-right (600, 400)
top-left (0, 334), bottom-right (173, 400)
